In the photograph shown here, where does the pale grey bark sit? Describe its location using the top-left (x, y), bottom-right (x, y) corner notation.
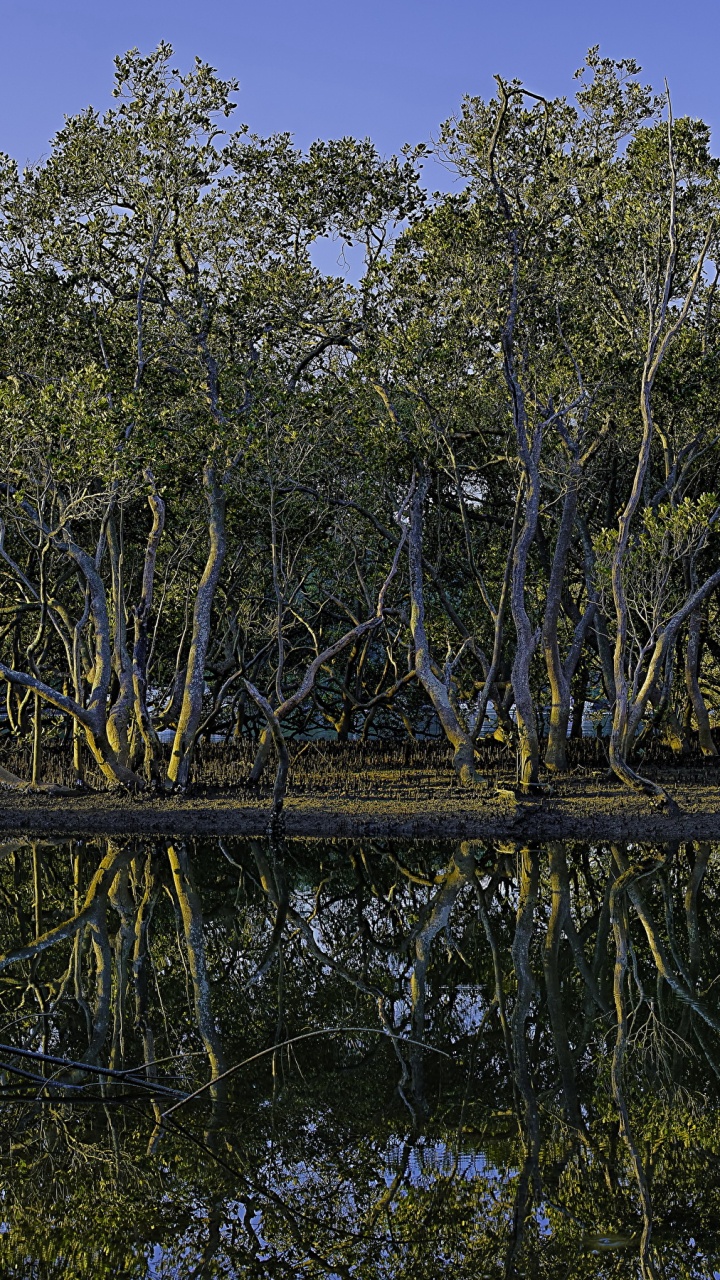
top-left (244, 680), bottom-right (289, 831)
top-left (542, 477), bottom-right (595, 772)
top-left (609, 112), bottom-right (714, 794)
top-left (618, 566), bottom-right (720, 772)
top-left (132, 476), bottom-right (166, 783)
top-left (487, 80), bottom-right (545, 793)
top-left (468, 484), bottom-right (521, 744)
top-left (106, 513), bottom-right (134, 768)
top-left (167, 464), bottom-right (226, 790)
top-left (0, 487), bottom-right (146, 788)
top-left (542, 483), bottom-right (576, 772)
top-left (509, 421), bottom-right (542, 792)
top-left (407, 473), bottom-right (480, 784)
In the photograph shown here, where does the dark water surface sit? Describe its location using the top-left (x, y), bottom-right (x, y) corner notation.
top-left (0, 834), bottom-right (718, 1278)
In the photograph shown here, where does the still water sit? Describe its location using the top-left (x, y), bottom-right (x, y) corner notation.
top-left (0, 834), bottom-right (718, 1278)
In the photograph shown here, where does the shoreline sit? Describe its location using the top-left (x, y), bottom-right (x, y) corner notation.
top-left (2, 781), bottom-right (720, 840)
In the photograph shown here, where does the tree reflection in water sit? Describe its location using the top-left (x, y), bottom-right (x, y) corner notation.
top-left (0, 835), bottom-right (719, 1277)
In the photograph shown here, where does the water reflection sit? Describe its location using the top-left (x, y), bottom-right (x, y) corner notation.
top-left (0, 835), bottom-right (719, 1277)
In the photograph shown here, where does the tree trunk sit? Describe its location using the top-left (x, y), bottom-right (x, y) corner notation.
top-left (106, 514), bottom-right (134, 768)
top-left (611, 565), bottom-right (720, 794)
top-left (0, 488), bottom-right (145, 789)
top-left (407, 474), bottom-right (480, 785)
top-left (685, 608), bottom-right (716, 755)
top-left (246, 538), bottom-right (404, 786)
top-left (608, 146), bottom-right (711, 792)
top-left (510, 427), bottom-right (542, 792)
top-left (31, 692), bottom-right (42, 787)
top-left (244, 681), bottom-right (290, 833)
top-left (167, 465), bottom-right (226, 791)
top-left (132, 477), bottom-right (166, 784)
top-left (569, 663), bottom-right (589, 739)
top-left (542, 482), bottom-right (577, 772)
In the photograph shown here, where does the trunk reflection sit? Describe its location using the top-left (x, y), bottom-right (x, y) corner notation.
top-left (0, 835), bottom-right (718, 1277)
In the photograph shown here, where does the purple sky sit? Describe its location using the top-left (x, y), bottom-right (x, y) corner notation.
top-left (1, 0), bottom-right (718, 168)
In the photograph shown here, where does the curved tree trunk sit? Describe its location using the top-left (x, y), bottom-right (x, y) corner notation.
top-left (244, 680), bottom-right (290, 833)
top-left (407, 474), bottom-right (480, 785)
top-left (247, 532), bottom-right (404, 787)
top-left (0, 487), bottom-right (145, 789)
top-left (166, 842), bottom-right (227, 1106)
top-left (609, 133), bottom-right (712, 793)
top-left (167, 464), bottom-right (226, 791)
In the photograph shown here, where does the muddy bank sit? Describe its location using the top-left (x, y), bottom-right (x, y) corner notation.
top-left (2, 771), bottom-right (720, 839)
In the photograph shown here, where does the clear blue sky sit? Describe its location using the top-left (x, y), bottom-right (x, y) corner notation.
top-left (1, 0), bottom-right (719, 168)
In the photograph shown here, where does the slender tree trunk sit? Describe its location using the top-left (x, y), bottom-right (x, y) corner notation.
top-left (167, 465), bottom-right (226, 791)
top-left (569, 662), bottom-right (589, 739)
top-left (73, 718), bottom-right (84, 785)
top-left (510, 425), bottom-right (542, 792)
top-left (469, 485), bottom-right (521, 743)
top-left (608, 129), bottom-right (711, 792)
top-left (407, 474), bottom-right (480, 784)
top-left (685, 608), bottom-right (716, 755)
top-left (106, 515), bottom-right (134, 768)
top-left (610, 377), bottom-right (658, 791)
top-left (132, 477), bottom-right (166, 784)
top-left (244, 681), bottom-right (289, 833)
top-left (543, 482), bottom-right (577, 772)
top-left (31, 692), bottom-right (42, 787)
top-left (613, 566), bottom-right (720, 793)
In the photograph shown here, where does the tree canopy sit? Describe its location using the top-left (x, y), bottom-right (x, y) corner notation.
top-left (1, 45), bottom-right (720, 797)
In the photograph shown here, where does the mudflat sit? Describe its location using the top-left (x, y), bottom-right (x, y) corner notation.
top-left (2, 767), bottom-right (720, 839)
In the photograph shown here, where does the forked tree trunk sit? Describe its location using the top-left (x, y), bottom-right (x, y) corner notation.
top-left (612, 567), bottom-right (720, 791)
top-left (247, 527), bottom-right (405, 786)
top-left (0, 501), bottom-right (145, 790)
top-left (609, 126), bottom-right (712, 794)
